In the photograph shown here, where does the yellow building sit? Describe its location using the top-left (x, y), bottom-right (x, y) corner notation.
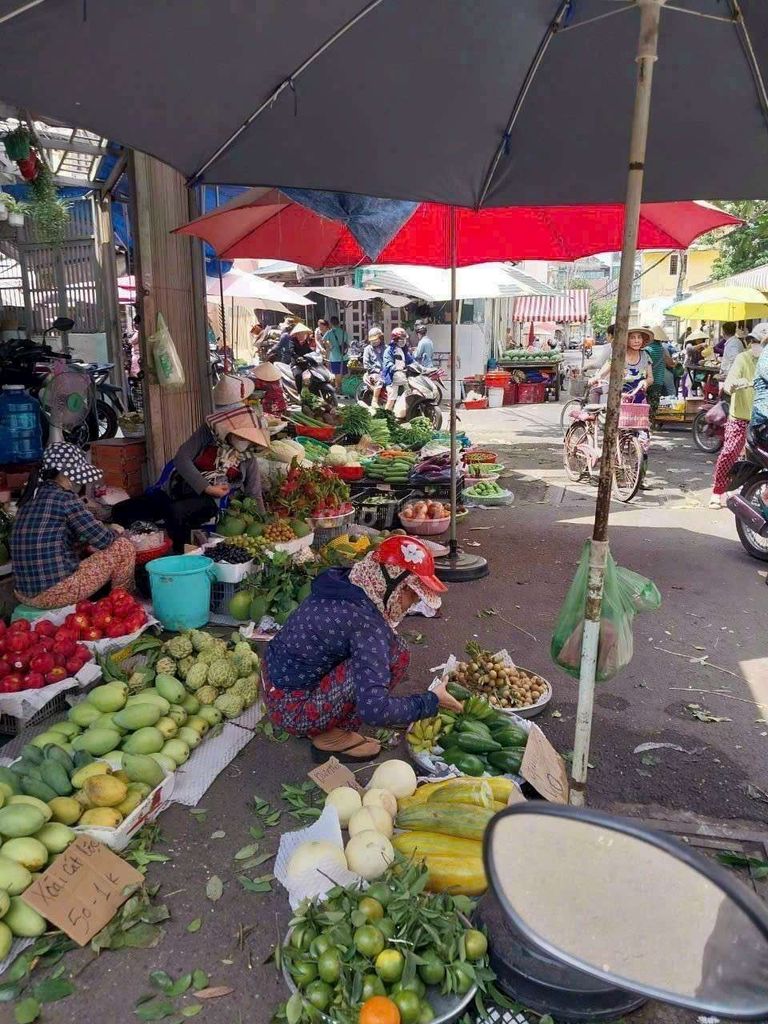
top-left (639, 245), bottom-right (718, 300)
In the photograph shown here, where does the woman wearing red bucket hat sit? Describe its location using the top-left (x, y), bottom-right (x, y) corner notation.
top-left (263, 536), bottom-right (461, 761)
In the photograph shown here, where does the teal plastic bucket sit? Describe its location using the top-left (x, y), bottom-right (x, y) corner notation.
top-left (146, 554), bottom-right (214, 632)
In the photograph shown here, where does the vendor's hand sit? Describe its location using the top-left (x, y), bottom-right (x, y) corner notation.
top-left (433, 678), bottom-right (463, 712)
top-left (110, 524), bottom-right (125, 535)
top-left (205, 484), bottom-right (230, 499)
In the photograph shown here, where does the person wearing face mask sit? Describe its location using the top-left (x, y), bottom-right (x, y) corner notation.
top-left (710, 324), bottom-right (768, 508)
top-left (111, 375), bottom-right (270, 551)
top-left (11, 443), bottom-right (137, 609)
top-left (262, 536), bottom-right (461, 762)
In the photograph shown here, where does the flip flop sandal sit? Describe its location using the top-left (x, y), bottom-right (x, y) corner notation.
top-left (311, 728), bottom-right (382, 763)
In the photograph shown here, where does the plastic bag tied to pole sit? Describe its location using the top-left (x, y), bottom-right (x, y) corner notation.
top-left (551, 542), bottom-right (661, 682)
top-left (149, 312), bottom-right (186, 390)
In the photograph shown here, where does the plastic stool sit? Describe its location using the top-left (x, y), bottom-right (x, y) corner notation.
top-left (11, 604), bottom-right (50, 623)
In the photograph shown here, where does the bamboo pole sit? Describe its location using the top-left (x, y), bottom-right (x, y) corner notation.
top-left (449, 205), bottom-right (458, 555)
top-left (570, 0), bottom-right (665, 806)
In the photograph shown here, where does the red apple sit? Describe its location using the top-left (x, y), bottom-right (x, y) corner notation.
top-left (106, 622), bottom-right (126, 639)
top-left (34, 619), bottom-right (57, 638)
top-left (52, 638), bottom-right (77, 659)
top-left (3, 673), bottom-right (24, 692)
top-left (0, 659), bottom-right (9, 679)
top-left (9, 652), bottom-right (30, 672)
top-left (84, 627), bottom-right (103, 641)
top-left (75, 600), bottom-right (95, 616)
top-left (45, 666), bottom-right (68, 684)
top-left (6, 632), bottom-right (31, 653)
top-left (65, 656), bottom-right (84, 676)
top-left (92, 611), bottom-right (113, 631)
top-left (54, 627), bottom-right (78, 643)
top-left (29, 652), bottom-right (55, 674)
top-left (24, 671), bottom-right (46, 690)
top-left (9, 619), bottom-right (30, 633)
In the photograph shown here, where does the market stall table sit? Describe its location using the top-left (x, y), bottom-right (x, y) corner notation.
top-left (497, 354), bottom-right (562, 402)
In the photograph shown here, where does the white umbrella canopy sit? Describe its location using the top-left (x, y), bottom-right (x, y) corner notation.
top-left (209, 269), bottom-right (315, 307)
top-left (359, 263), bottom-right (557, 302)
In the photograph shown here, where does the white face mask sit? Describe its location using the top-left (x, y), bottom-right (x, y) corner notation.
top-left (751, 342), bottom-right (763, 355)
top-left (229, 435), bottom-right (251, 453)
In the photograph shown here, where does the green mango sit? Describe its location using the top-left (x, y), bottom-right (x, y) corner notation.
top-left (68, 702), bottom-right (102, 728)
top-left (86, 683), bottom-right (129, 714)
top-left (71, 728), bottom-right (122, 757)
top-left (122, 754), bottom-right (165, 789)
top-left (155, 674), bottom-right (186, 704)
top-left (122, 727), bottom-right (164, 755)
top-left (113, 703), bottom-right (163, 731)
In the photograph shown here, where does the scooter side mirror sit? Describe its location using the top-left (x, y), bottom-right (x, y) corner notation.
top-left (484, 804), bottom-right (768, 1020)
top-left (52, 317), bottom-right (75, 332)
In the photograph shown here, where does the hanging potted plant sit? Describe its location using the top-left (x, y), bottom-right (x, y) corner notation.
top-left (2, 126), bottom-right (31, 163)
top-left (27, 163), bottom-right (71, 246)
top-left (4, 196), bottom-right (28, 227)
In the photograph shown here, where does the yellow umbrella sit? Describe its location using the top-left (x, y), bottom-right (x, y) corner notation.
top-left (665, 285), bottom-right (768, 322)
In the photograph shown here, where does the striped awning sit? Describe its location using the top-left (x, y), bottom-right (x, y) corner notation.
top-left (512, 288), bottom-right (590, 323)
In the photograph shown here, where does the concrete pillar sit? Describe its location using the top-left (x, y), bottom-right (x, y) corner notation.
top-left (128, 153), bottom-right (210, 477)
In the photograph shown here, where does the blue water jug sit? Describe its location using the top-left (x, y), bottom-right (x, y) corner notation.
top-left (0, 386), bottom-right (43, 464)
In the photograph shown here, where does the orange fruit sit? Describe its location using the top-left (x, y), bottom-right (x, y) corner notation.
top-left (359, 995), bottom-right (401, 1024)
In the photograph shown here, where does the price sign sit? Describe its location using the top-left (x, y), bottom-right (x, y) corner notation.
top-left (521, 724), bottom-right (570, 804)
top-left (308, 757), bottom-right (365, 794)
top-left (22, 835), bottom-right (143, 946)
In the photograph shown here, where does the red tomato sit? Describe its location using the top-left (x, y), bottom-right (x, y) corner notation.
top-left (45, 666), bottom-right (68, 684)
top-left (29, 652), bottom-right (55, 674)
top-left (24, 671), bottom-right (46, 690)
top-left (0, 659), bottom-right (9, 678)
top-left (106, 622), bottom-right (127, 639)
top-left (6, 632), bottom-right (31, 653)
top-left (33, 619), bottom-right (57, 638)
top-left (75, 600), bottom-right (95, 616)
top-left (9, 619), bottom-right (31, 633)
top-left (4, 674), bottom-right (24, 692)
top-left (84, 627), bottom-right (103, 641)
top-left (52, 638), bottom-right (77, 659)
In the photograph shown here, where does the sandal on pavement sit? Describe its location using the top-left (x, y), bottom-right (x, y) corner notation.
top-left (709, 496), bottom-right (723, 508)
top-left (311, 727), bottom-right (381, 763)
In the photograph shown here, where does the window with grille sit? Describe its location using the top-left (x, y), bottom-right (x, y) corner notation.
top-left (669, 253), bottom-right (679, 276)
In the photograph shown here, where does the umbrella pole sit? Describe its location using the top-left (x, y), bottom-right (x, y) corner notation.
top-left (435, 206), bottom-right (488, 583)
top-left (570, 0), bottom-right (663, 807)
top-left (218, 261), bottom-right (229, 372)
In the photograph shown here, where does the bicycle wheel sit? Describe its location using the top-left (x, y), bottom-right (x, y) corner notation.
top-left (563, 423), bottom-right (589, 481)
top-left (692, 410), bottom-right (723, 453)
top-left (560, 398), bottom-right (583, 434)
top-left (613, 433), bottom-right (643, 502)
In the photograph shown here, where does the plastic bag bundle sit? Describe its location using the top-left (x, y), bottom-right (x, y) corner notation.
top-left (149, 313), bottom-right (185, 390)
top-left (551, 542), bottom-right (661, 682)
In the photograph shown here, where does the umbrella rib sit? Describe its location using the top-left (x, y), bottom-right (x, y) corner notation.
top-left (729, 0), bottom-right (768, 135)
top-left (189, 0), bottom-right (388, 184)
top-left (477, 0), bottom-right (631, 209)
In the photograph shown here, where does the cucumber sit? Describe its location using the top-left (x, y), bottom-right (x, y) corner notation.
top-left (446, 681), bottom-right (471, 701)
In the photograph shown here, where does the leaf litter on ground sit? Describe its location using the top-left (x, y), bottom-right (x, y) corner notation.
top-left (716, 851), bottom-right (768, 880)
top-left (686, 703), bottom-right (731, 723)
top-left (205, 875), bottom-right (223, 902)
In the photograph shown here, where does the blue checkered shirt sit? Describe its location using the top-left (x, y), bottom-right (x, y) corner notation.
top-left (11, 482), bottom-right (116, 598)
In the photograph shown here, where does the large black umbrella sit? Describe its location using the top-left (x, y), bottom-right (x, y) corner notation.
top-left (0, 1), bottom-right (765, 205)
top-left (2, 0), bottom-right (764, 803)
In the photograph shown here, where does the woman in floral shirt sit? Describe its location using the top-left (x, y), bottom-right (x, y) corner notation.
top-left (263, 536), bottom-right (460, 761)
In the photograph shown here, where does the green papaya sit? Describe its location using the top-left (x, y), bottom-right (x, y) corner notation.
top-left (486, 748), bottom-right (525, 774)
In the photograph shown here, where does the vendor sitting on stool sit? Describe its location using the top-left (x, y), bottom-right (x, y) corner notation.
top-left (112, 374), bottom-right (270, 552)
top-left (11, 442), bottom-right (137, 610)
top-left (263, 536), bottom-right (462, 762)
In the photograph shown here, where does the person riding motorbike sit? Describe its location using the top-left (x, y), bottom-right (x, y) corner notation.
top-left (289, 322), bottom-right (315, 396)
top-left (382, 327), bottom-right (413, 412)
top-left (362, 326), bottom-right (386, 407)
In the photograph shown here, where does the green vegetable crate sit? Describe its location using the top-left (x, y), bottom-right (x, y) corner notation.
top-left (352, 488), bottom-right (416, 529)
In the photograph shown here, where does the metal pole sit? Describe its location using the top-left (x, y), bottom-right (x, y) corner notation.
top-left (449, 205), bottom-right (458, 556)
top-left (570, 0), bottom-right (664, 806)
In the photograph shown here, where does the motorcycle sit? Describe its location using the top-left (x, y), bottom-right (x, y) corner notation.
top-left (69, 360), bottom-right (123, 439)
top-left (357, 363), bottom-right (444, 428)
top-left (275, 352), bottom-right (337, 411)
top-left (726, 425), bottom-right (768, 561)
top-left (481, 802), bottom-right (768, 1022)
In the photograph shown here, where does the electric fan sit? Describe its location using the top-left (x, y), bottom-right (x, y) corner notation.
top-left (39, 365), bottom-right (94, 446)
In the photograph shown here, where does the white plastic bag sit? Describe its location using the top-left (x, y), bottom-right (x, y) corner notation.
top-left (149, 313), bottom-right (185, 389)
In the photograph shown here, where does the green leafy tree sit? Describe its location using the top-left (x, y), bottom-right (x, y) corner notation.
top-left (590, 298), bottom-right (615, 336)
top-left (710, 200), bottom-right (768, 278)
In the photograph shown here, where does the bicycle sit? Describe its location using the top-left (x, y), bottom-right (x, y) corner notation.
top-left (563, 402), bottom-right (645, 502)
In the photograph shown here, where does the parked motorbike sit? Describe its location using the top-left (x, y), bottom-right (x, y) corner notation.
top-left (357, 363), bottom-right (444, 428)
top-left (275, 352), bottom-right (337, 411)
top-left (726, 425), bottom-right (768, 561)
top-left (69, 360), bottom-right (123, 439)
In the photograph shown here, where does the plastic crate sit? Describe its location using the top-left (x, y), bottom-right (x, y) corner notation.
top-left (0, 691), bottom-right (70, 737)
top-left (352, 488), bottom-right (416, 529)
top-left (517, 382), bottom-right (547, 404)
top-left (210, 579), bottom-right (241, 618)
top-left (503, 383), bottom-right (518, 406)
top-left (463, 398), bottom-right (488, 410)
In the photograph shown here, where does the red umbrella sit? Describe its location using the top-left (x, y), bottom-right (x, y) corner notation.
top-left (174, 188), bottom-right (740, 267)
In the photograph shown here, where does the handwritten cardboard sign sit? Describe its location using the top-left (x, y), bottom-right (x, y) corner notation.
top-left (308, 757), bottom-right (365, 795)
top-left (521, 724), bottom-right (570, 804)
top-left (22, 835), bottom-right (143, 946)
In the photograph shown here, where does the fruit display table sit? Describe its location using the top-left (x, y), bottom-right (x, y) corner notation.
top-left (497, 354), bottom-right (562, 401)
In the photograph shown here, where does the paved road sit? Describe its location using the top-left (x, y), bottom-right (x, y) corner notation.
top-left (32, 401), bottom-right (768, 1024)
